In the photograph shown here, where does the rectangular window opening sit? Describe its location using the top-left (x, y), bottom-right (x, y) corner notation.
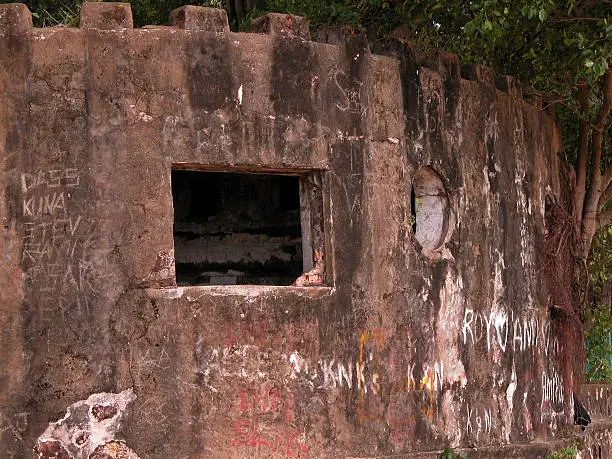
top-left (172, 167), bottom-right (325, 287)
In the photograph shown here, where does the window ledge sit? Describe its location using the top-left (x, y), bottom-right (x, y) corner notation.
top-left (145, 285), bottom-right (334, 300)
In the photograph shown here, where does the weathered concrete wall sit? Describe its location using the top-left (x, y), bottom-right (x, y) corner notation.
top-left (0, 3), bottom-right (605, 457)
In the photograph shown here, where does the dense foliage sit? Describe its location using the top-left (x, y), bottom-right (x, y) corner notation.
top-left (586, 225), bottom-right (612, 381)
top-left (24, 0), bottom-right (204, 26)
top-left (18, 1), bottom-right (612, 92)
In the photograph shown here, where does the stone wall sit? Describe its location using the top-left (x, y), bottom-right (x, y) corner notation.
top-left (0, 2), bottom-right (606, 458)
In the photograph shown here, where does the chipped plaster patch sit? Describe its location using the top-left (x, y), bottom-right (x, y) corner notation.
top-left (34, 389), bottom-right (139, 459)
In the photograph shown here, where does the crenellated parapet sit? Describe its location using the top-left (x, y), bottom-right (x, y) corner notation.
top-left (0, 2), bottom-right (548, 107)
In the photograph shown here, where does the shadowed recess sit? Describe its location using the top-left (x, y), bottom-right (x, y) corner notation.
top-left (172, 170), bottom-right (303, 285)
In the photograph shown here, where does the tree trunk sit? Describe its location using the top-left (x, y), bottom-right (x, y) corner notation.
top-left (580, 70), bottom-right (611, 258)
top-left (574, 82), bottom-right (590, 226)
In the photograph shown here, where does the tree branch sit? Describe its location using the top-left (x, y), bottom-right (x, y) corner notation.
top-left (600, 182), bottom-right (612, 212)
top-left (598, 208), bottom-right (612, 229)
top-left (595, 70), bottom-right (612, 134)
top-left (581, 69), bottom-right (612, 258)
top-left (574, 81), bottom-right (590, 225)
top-left (603, 166), bottom-right (612, 193)
top-left (550, 17), bottom-right (605, 22)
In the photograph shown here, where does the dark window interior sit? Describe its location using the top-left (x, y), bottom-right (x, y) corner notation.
top-left (172, 170), bottom-right (303, 286)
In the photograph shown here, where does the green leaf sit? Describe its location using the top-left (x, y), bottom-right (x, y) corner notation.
top-left (592, 63), bottom-right (601, 75)
top-left (528, 7), bottom-right (536, 19)
top-left (585, 59), bottom-right (594, 67)
top-left (539, 9), bottom-right (548, 22)
top-left (483, 19), bottom-right (493, 31)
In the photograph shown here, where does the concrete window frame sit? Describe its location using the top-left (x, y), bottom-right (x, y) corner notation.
top-left (170, 164), bottom-right (328, 287)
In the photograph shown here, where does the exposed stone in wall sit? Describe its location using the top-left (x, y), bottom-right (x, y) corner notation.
top-left (34, 389), bottom-right (137, 459)
top-left (0, 2), bottom-right (609, 458)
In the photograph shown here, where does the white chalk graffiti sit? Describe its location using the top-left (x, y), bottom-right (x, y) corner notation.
top-left (22, 192), bottom-right (67, 217)
top-left (332, 69), bottom-right (368, 117)
top-left (462, 307), bottom-right (558, 356)
top-left (20, 167), bottom-right (114, 317)
top-left (197, 340), bottom-right (451, 399)
top-left (465, 404), bottom-right (492, 441)
top-left (21, 168), bottom-right (79, 219)
top-left (21, 168), bottom-right (80, 193)
top-left (289, 353), bottom-right (376, 392)
top-left (540, 368), bottom-right (564, 422)
top-left (22, 217), bottom-right (82, 265)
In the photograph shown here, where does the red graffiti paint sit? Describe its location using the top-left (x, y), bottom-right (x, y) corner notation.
top-left (238, 385), bottom-right (294, 422)
top-left (232, 419), bottom-right (308, 457)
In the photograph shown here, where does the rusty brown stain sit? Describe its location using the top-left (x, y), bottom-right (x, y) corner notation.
top-left (34, 439), bottom-right (71, 459)
top-left (89, 440), bottom-right (140, 459)
top-left (92, 404), bottom-right (118, 422)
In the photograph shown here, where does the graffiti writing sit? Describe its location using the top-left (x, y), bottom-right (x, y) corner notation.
top-left (465, 405), bottom-right (492, 441)
top-left (462, 307), bottom-right (558, 357)
top-left (332, 69), bottom-right (368, 117)
top-left (232, 419), bottom-right (308, 457)
top-left (239, 385), bottom-right (294, 423)
top-left (540, 368), bottom-right (564, 422)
